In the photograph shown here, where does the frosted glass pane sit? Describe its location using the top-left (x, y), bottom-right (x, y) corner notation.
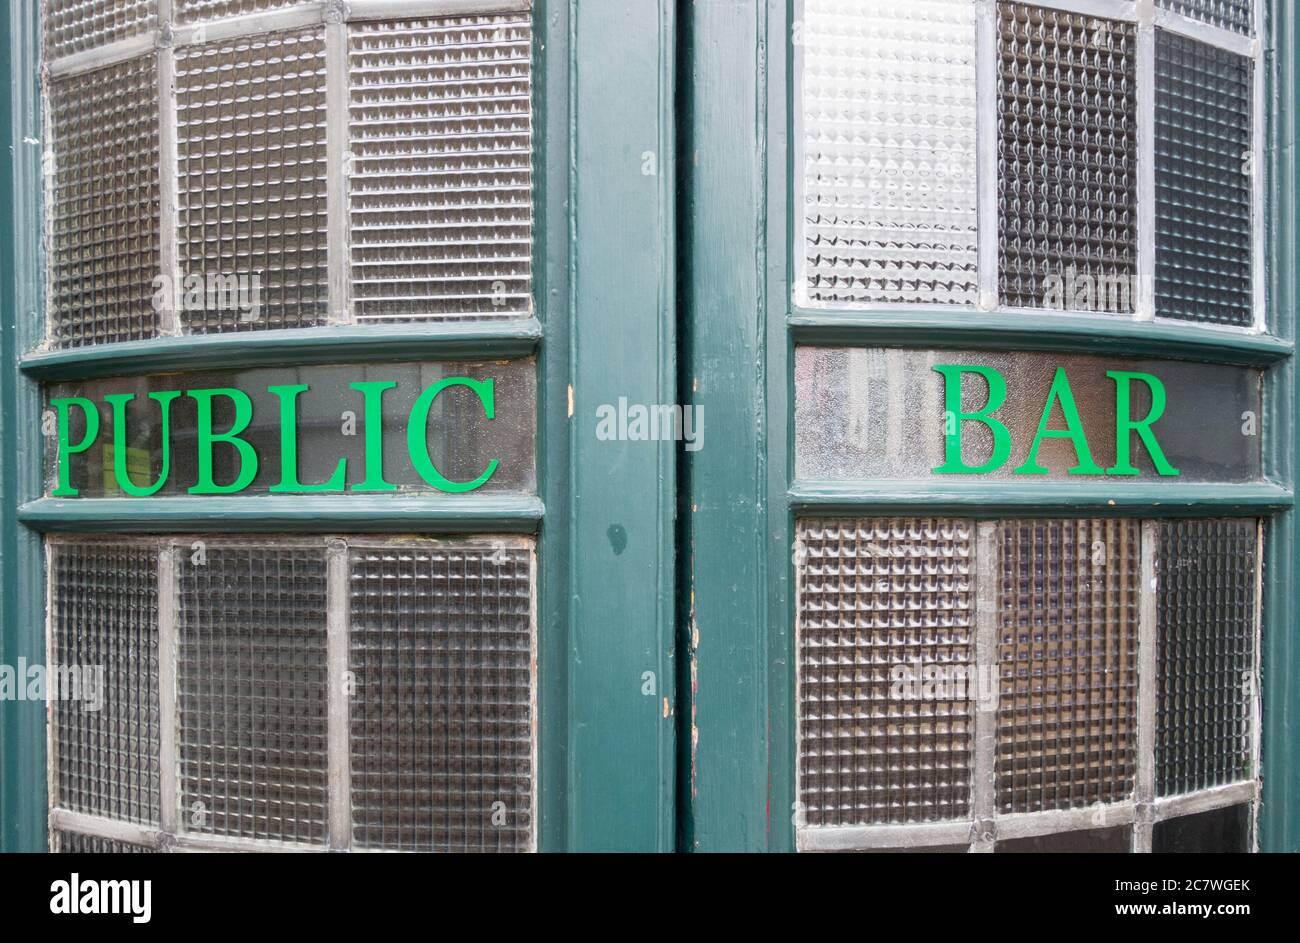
top-left (995, 519), bottom-right (1139, 814)
top-left (800, 0), bottom-right (978, 306)
top-left (998, 3), bottom-right (1138, 311)
top-left (348, 15), bottom-right (534, 322)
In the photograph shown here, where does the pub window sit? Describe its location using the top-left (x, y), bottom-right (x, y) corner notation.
top-left (790, 0), bottom-right (1269, 852)
top-left (35, 0), bottom-right (544, 854)
top-left (797, 0), bottom-right (1264, 331)
top-left (41, 0), bottom-right (532, 348)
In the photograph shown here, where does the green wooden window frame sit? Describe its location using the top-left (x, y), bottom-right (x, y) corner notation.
top-left (1, 0), bottom-right (678, 853)
top-left (679, 0), bottom-right (1298, 852)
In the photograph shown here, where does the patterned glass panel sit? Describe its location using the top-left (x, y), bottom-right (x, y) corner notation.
top-left (800, 0), bottom-right (978, 306)
top-left (797, 518), bottom-right (975, 826)
top-left (349, 540), bottom-right (535, 852)
top-left (1155, 32), bottom-right (1254, 326)
top-left (48, 56), bottom-right (161, 347)
top-left (175, 28), bottom-right (328, 333)
top-left (997, 3), bottom-right (1138, 311)
top-left (177, 542), bottom-right (329, 844)
top-left (50, 541), bottom-right (160, 825)
top-left (348, 15), bottom-right (534, 322)
top-left (43, 0), bottom-right (158, 61)
top-left (995, 519), bottom-right (1139, 814)
top-left (1156, 519), bottom-right (1257, 796)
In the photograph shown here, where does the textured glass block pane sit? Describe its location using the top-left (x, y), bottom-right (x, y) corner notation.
top-left (47, 359), bottom-right (538, 497)
top-left (996, 519), bottom-right (1139, 814)
top-left (1152, 804), bottom-right (1250, 852)
top-left (176, 0), bottom-right (304, 22)
top-left (349, 540), bottom-right (535, 852)
top-left (348, 15), bottom-right (534, 323)
top-left (998, 4), bottom-right (1138, 311)
top-left (1155, 33), bottom-right (1253, 327)
top-left (43, 0), bottom-right (158, 60)
top-left (794, 347), bottom-right (1263, 484)
top-left (176, 28), bottom-right (328, 333)
top-left (177, 542), bottom-right (329, 845)
top-left (1156, 0), bottom-right (1254, 34)
top-left (48, 57), bottom-right (161, 348)
top-left (1157, 519), bottom-right (1258, 796)
top-left (800, 0), bottom-right (977, 306)
top-left (797, 518), bottom-right (975, 826)
top-left (996, 826), bottom-right (1131, 853)
top-left (54, 830), bottom-right (156, 853)
top-left (50, 541), bottom-right (160, 825)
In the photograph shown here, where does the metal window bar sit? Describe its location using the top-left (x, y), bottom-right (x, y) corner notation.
top-left (794, 516), bottom-right (1262, 853)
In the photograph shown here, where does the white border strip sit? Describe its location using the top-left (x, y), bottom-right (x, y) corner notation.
top-left (347, 0), bottom-right (532, 19)
top-left (976, 1), bottom-right (998, 311)
top-left (158, 45), bottom-right (180, 337)
top-left (1153, 8), bottom-right (1256, 57)
top-left (325, 11), bottom-right (351, 325)
top-left (1251, 1), bottom-right (1267, 332)
top-left (171, 6), bottom-right (327, 47)
top-left (1134, 520), bottom-right (1159, 851)
top-left (47, 33), bottom-right (158, 77)
top-left (971, 522), bottom-right (998, 852)
top-left (799, 820), bottom-right (974, 852)
top-left (158, 545), bottom-right (178, 835)
top-left (1035, 0), bottom-right (1138, 22)
top-left (790, 0), bottom-right (808, 310)
top-left (995, 802), bottom-right (1138, 840)
top-left (1136, 2), bottom-right (1157, 320)
top-left (1152, 780), bottom-right (1259, 820)
top-left (49, 810), bottom-right (163, 850)
top-left (325, 539), bottom-right (350, 850)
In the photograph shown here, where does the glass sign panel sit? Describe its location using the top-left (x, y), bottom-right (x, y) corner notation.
top-left (794, 348), bottom-right (1262, 483)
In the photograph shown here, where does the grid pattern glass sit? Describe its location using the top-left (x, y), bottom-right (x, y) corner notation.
top-left (797, 518), bottom-right (975, 826)
top-left (175, 28), bottom-right (328, 333)
top-left (43, 0), bottom-right (158, 61)
top-left (800, 0), bottom-right (978, 306)
top-left (1156, 519), bottom-right (1257, 796)
top-left (349, 542), bottom-right (535, 852)
top-left (54, 830), bottom-right (156, 853)
top-left (175, 0), bottom-right (305, 23)
top-left (177, 543), bottom-right (329, 845)
top-left (50, 542), bottom-right (160, 826)
top-left (1156, 0), bottom-right (1254, 35)
top-left (997, 3), bottom-right (1138, 311)
top-left (48, 56), bottom-right (161, 348)
top-left (347, 15), bottom-right (534, 323)
top-left (1155, 32), bottom-right (1254, 327)
top-left (995, 519), bottom-right (1139, 814)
